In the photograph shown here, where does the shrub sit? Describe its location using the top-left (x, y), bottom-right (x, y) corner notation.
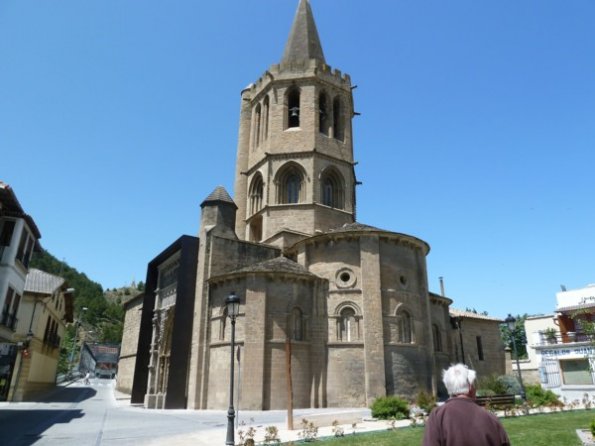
top-left (371, 396), bottom-right (410, 420)
top-left (416, 390), bottom-right (437, 414)
top-left (477, 374), bottom-right (507, 396)
top-left (498, 375), bottom-right (522, 395)
top-left (263, 425), bottom-right (280, 444)
top-left (297, 418), bottom-right (318, 442)
top-left (331, 420), bottom-right (344, 437)
top-left (590, 418), bottom-right (595, 437)
top-left (525, 384), bottom-right (563, 408)
top-left (477, 374), bottom-right (520, 396)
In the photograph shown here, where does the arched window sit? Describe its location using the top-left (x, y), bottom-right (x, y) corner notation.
top-left (433, 324), bottom-right (442, 352)
top-left (319, 92), bottom-right (329, 135)
top-left (290, 307), bottom-right (304, 341)
top-left (287, 87), bottom-right (300, 128)
top-left (320, 167), bottom-right (344, 209)
top-left (286, 174), bottom-right (300, 203)
top-left (333, 96), bottom-right (344, 141)
top-left (254, 103), bottom-right (262, 148)
top-left (276, 164), bottom-right (304, 204)
top-left (249, 173), bottom-right (264, 214)
top-left (339, 307), bottom-right (357, 342)
top-left (263, 95), bottom-right (270, 140)
top-left (398, 311), bottom-right (412, 344)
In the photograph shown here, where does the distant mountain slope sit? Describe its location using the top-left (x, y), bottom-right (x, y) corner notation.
top-left (30, 249), bottom-right (103, 301)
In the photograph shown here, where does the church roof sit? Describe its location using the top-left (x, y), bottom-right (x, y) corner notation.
top-left (294, 221), bottom-right (431, 255)
top-left (327, 222), bottom-right (387, 234)
top-left (231, 256), bottom-right (316, 277)
top-left (281, 0), bottom-right (326, 65)
top-left (201, 186), bottom-right (237, 208)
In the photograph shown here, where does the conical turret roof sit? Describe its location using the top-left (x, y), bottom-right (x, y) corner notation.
top-left (281, 0), bottom-right (325, 65)
top-left (201, 186), bottom-right (237, 208)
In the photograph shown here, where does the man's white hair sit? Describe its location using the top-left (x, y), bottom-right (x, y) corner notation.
top-left (442, 363), bottom-right (477, 396)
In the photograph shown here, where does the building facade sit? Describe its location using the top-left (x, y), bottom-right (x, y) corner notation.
top-left (7, 269), bottom-right (73, 401)
top-left (525, 284), bottom-right (595, 402)
top-left (0, 182), bottom-right (42, 401)
top-left (124, 0), bottom-right (506, 410)
top-left (130, 235), bottom-right (199, 409)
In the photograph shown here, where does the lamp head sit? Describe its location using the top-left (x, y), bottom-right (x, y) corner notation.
top-left (504, 313), bottom-right (516, 331)
top-left (226, 292), bottom-right (240, 319)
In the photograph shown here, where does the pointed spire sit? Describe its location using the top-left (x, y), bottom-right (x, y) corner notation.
top-left (281, 0), bottom-right (325, 65)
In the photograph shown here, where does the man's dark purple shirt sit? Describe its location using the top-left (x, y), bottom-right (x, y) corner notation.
top-left (422, 397), bottom-right (511, 446)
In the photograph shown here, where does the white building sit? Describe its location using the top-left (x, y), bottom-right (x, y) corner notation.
top-left (525, 284), bottom-right (595, 402)
top-left (0, 181), bottom-right (41, 401)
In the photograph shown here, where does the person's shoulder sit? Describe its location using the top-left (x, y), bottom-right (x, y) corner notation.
top-left (444, 396), bottom-right (477, 406)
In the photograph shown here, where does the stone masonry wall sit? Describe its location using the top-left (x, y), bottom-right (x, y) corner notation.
top-left (326, 346), bottom-right (366, 407)
top-left (117, 296), bottom-right (143, 394)
top-left (454, 318), bottom-right (506, 380)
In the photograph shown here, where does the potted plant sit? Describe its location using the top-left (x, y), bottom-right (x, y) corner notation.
top-left (543, 328), bottom-right (557, 344)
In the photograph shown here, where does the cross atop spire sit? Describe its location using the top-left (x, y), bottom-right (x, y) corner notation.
top-left (281, 0), bottom-right (326, 65)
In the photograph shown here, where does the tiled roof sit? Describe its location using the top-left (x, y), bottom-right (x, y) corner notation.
top-left (450, 308), bottom-right (503, 322)
top-left (327, 222), bottom-right (386, 233)
top-left (231, 256), bottom-right (315, 276)
top-left (25, 268), bottom-right (65, 295)
top-left (201, 186), bottom-right (236, 208)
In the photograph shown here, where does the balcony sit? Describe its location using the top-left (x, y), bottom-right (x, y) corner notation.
top-left (535, 329), bottom-right (592, 346)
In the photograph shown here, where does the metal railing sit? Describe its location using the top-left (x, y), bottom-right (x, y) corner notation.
top-left (536, 330), bottom-right (592, 346)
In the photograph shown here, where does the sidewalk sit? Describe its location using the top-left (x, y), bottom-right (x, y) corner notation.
top-left (111, 386), bottom-right (409, 445)
top-left (149, 416), bottom-right (411, 446)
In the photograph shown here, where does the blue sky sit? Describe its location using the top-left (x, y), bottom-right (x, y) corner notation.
top-left (1, 1), bottom-right (594, 319)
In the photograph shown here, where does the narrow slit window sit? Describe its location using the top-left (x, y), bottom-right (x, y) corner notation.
top-left (333, 97), bottom-right (344, 141)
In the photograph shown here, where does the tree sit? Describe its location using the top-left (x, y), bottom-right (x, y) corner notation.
top-left (30, 249), bottom-right (125, 344)
top-left (500, 314), bottom-right (528, 359)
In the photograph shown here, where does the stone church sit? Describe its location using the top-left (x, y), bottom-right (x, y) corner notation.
top-left (120, 0), bottom-right (505, 410)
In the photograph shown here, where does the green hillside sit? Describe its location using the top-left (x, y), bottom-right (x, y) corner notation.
top-left (30, 249), bottom-right (125, 343)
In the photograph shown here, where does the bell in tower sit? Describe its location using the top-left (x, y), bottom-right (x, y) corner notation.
top-left (233, 0), bottom-right (357, 248)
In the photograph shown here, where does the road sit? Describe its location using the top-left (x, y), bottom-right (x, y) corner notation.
top-left (0, 378), bottom-right (373, 445)
top-left (0, 378), bottom-right (228, 445)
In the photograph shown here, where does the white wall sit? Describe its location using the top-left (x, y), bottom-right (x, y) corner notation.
top-left (556, 284), bottom-right (595, 309)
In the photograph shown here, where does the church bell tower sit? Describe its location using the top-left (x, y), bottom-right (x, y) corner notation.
top-left (233, 0), bottom-right (357, 246)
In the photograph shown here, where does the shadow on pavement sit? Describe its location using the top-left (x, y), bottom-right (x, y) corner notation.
top-left (7, 384), bottom-right (98, 405)
top-left (39, 386), bottom-right (97, 403)
top-left (0, 387), bottom-right (96, 446)
top-left (0, 409), bottom-right (84, 446)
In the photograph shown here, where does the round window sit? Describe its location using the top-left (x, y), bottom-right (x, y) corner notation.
top-left (336, 268), bottom-right (356, 288)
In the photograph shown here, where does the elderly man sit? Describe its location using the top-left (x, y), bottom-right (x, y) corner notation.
top-left (422, 364), bottom-right (510, 446)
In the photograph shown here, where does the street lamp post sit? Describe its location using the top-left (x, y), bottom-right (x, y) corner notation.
top-left (225, 292), bottom-right (240, 446)
top-left (505, 314), bottom-right (526, 401)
